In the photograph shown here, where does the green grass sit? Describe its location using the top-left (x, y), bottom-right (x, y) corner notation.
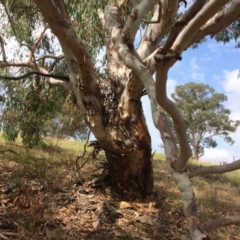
top-left (223, 170), bottom-right (240, 187)
top-left (1, 133), bottom-right (239, 188)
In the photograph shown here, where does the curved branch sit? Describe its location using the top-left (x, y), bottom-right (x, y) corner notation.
top-left (28, 25), bottom-right (49, 62)
top-left (155, 65), bottom-right (192, 171)
top-left (162, 0), bottom-right (207, 53)
top-left (171, 0), bottom-right (229, 54)
top-left (188, 0), bottom-right (240, 47)
top-left (188, 159), bottom-right (240, 178)
top-left (137, 0), bottom-right (178, 60)
top-left (34, 0), bottom-right (98, 93)
top-left (202, 215), bottom-right (240, 232)
top-left (121, 0), bottom-right (158, 45)
top-left (157, 112), bottom-right (209, 239)
top-left (0, 71), bottom-right (69, 82)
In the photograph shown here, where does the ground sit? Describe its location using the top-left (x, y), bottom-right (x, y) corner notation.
top-left (0, 138), bottom-right (240, 240)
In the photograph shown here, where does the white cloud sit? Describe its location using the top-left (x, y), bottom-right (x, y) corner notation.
top-left (189, 57), bottom-right (205, 81)
top-left (167, 78), bottom-right (177, 99)
top-left (207, 40), bottom-right (240, 58)
top-left (221, 69), bottom-right (240, 145)
top-left (200, 148), bottom-right (235, 164)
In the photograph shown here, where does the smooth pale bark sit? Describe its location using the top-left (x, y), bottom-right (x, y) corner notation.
top-left (189, 0), bottom-right (240, 47)
top-left (122, 0), bottom-right (158, 45)
top-left (137, 0), bottom-right (179, 59)
top-left (155, 65), bottom-right (192, 171)
top-left (162, 0), bottom-right (207, 53)
top-left (189, 159), bottom-right (240, 178)
top-left (203, 216), bottom-right (240, 232)
top-left (171, 0), bottom-right (229, 54)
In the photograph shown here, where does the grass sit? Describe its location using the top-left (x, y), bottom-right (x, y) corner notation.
top-left (1, 133), bottom-right (239, 190)
top-left (0, 134), bottom-right (239, 239)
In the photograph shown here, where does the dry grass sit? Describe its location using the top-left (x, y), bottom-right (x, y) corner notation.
top-left (0, 135), bottom-right (239, 239)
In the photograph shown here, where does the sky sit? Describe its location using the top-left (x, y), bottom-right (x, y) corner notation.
top-left (141, 38), bottom-right (240, 164)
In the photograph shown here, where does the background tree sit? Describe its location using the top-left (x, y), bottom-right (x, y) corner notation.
top-left (171, 82), bottom-right (240, 160)
top-left (0, 64), bottom-right (87, 147)
top-left (1, 0), bottom-right (240, 239)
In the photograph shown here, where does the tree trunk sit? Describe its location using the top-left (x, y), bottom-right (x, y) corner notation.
top-left (101, 100), bottom-right (153, 198)
top-left (192, 145), bottom-right (199, 160)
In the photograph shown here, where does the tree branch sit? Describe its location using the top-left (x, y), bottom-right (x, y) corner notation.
top-left (27, 25), bottom-right (49, 63)
top-left (202, 215), bottom-right (240, 232)
top-left (188, 159), bottom-right (240, 178)
top-left (171, 0), bottom-right (229, 54)
top-left (34, 0), bottom-right (98, 93)
top-left (0, 35), bottom-right (7, 61)
top-left (157, 111), bottom-right (209, 239)
top-left (137, 0), bottom-right (178, 60)
top-left (155, 65), bottom-right (192, 171)
top-left (188, 0), bottom-right (240, 47)
top-left (0, 60), bottom-right (72, 91)
top-left (0, 71), bottom-right (69, 82)
top-left (143, 1), bottom-right (162, 24)
top-left (162, 0), bottom-right (207, 53)
top-left (121, 0), bottom-right (158, 45)
top-left (47, 55), bottom-right (65, 72)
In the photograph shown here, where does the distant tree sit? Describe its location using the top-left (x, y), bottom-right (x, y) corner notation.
top-left (43, 101), bottom-right (88, 140)
top-left (0, 69), bottom-right (87, 147)
top-left (171, 82), bottom-right (240, 160)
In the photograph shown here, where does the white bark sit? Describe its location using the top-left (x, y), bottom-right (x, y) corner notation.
top-left (171, 0), bottom-right (229, 55)
top-left (188, 159), bottom-right (240, 178)
top-left (137, 0), bottom-right (179, 59)
top-left (189, 0), bottom-right (240, 47)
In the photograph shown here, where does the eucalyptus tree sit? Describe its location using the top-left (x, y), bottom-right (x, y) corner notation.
top-left (171, 82), bottom-right (240, 160)
top-left (1, 0), bottom-right (240, 239)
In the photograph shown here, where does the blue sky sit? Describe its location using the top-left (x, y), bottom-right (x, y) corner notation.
top-left (142, 38), bottom-right (240, 163)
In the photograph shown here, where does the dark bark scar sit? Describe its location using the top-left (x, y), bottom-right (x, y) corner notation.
top-left (131, 9), bottom-right (138, 22)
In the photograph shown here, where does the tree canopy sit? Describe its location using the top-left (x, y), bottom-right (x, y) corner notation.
top-left (171, 82), bottom-right (240, 160)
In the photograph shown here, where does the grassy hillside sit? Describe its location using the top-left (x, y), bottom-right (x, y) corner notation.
top-left (0, 136), bottom-right (239, 240)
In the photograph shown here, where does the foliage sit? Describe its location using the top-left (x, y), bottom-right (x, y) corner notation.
top-left (171, 82), bottom-right (240, 159)
top-left (0, 77), bottom-right (87, 147)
